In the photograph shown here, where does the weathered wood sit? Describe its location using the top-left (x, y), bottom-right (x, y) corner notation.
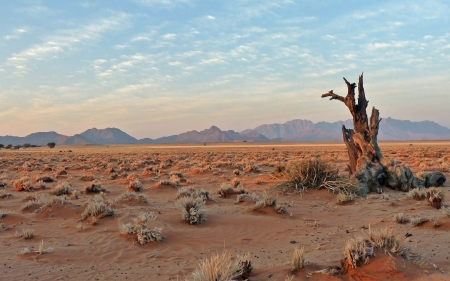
top-left (321, 73), bottom-right (445, 192)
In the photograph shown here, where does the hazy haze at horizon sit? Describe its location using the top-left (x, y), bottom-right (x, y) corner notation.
top-left (1, 0), bottom-right (449, 139)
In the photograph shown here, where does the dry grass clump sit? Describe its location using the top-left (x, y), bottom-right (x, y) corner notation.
top-left (410, 216), bottom-right (424, 227)
top-left (243, 163), bottom-right (260, 173)
top-left (15, 229), bottom-right (34, 239)
top-left (83, 180), bottom-right (108, 193)
top-left (33, 175), bottom-right (55, 183)
top-left (236, 191), bottom-right (286, 213)
top-left (53, 181), bottom-right (74, 196)
top-left (20, 194), bottom-right (71, 213)
top-left (425, 187), bottom-right (444, 209)
top-left (188, 250), bottom-right (252, 281)
top-left (154, 180), bottom-right (178, 189)
top-left (344, 227), bottom-right (424, 269)
top-left (177, 186), bottom-right (211, 201)
top-left (283, 158), bottom-right (338, 191)
top-left (394, 213), bottom-right (408, 223)
top-left (20, 240), bottom-right (53, 255)
top-left (119, 212), bottom-right (164, 244)
top-left (175, 197), bottom-right (206, 225)
top-left (441, 206), bottom-right (450, 217)
top-left (216, 183), bottom-right (245, 198)
top-left (113, 191), bottom-right (149, 203)
top-left (231, 177), bottom-right (240, 187)
top-left (408, 188), bottom-right (426, 200)
top-left (81, 194), bottom-right (114, 221)
top-left (12, 176), bottom-right (33, 191)
top-left (80, 174), bottom-right (95, 181)
top-left (291, 246), bottom-right (306, 273)
top-left (53, 166), bottom-right (68, 177)
top-left (0, 191), bottom-right (12, 199)
top-left (0, 209), bottom-right (15, 218)
top-left (127, 179), bottom-right (143, 192)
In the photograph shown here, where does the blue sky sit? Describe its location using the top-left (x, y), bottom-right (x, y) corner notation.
top-left (1, 0), bottom-right (449, 138)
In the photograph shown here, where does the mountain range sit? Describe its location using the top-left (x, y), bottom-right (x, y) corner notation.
top-left (1, 118), bottom-right (449, 146)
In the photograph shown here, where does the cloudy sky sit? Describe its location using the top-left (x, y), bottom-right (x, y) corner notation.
top-left (1, 0), bottom-right (449, 139)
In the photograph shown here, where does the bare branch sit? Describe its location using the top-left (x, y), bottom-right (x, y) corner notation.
top-left (321, 90), bottom-right (345, 102)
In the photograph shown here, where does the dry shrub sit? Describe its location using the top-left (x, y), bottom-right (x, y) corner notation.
top-left (33, 175), bottom-right (55, 183)
top-left (113, 191), bottom-right (149, 203)
top-left (175, 197), bottom-right (206, 225)
top-left (128, 179), bottom-right (143, 192)
top-left (441, 206), bottom-right (450, 217)
top-left (425, 187), bottom-right (444, 209)
top-left (80, 174), bottom-right (95, 181)
top-left (231, 177), bottom-right (240, 187)
top-left (20, 194), bottom-right (70, 213)
top-left (119, 212), bottom-right (164, 244)
top-left (217, 183), bottom-right (245, 198)
top-left (243, 163), bottom-right (260, 173)
top-left (0, 209), bottom-right (14, 218)
top-left (291, 246), bottom-right (306, 273)
top-left (15, 229), bottom-right (34, 239)
top-left (344, 227), bottom-right (424, 269)
top-left (12, 176), bottom-right (33, 191)
top-left (81, 194), bottom-right (114, 221)
top-left (53, 181), bottom-right (74, 196)
top-left (236, 191), bottom-right (286, 214)
top-left (408, 188), bottom-right (426, 200)
top-left (410, 216), bottom-right (424, 227)
top-left (177, 186), bottom-right (210, 201)
top-left (83, 180), bottom-right (107, 193)
top-left (154, 180), bottom-right (178, 189)
top-left (188, 250), bottom-right (252, 281)
top-left (53, 166), bottom-right (68, 177)
top-left (283, 158), bottom-right (338, 190)
top-left (0, 191), bottom-right (12, 199)
top-left (394, 213), bottom-right (408, 223)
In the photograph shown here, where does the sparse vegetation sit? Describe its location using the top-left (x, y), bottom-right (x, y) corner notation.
top-left (119, 212), bottom-right (164, 244)
top-left (188, 250), bottom-right (252, 281)
top-left (291, 246), bottom-right (306, 273)
top-left (53, 181), bottom-right (74, 196)
top-left (113, 191), bottom-right (149, 203)
top-left (175, 197), bottom-right (206, 225)
top-left (81, 194), bottom-right (114, 221)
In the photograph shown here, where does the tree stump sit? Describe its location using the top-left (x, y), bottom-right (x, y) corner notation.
top-left (321, 73), bottom-right (446, 192)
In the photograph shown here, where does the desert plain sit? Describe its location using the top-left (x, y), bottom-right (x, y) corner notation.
top-left (0, 141), bottom-right (450, 281)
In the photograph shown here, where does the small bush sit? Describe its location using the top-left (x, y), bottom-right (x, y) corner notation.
top-left (12, 176), bottom-right (33, 191)
top-left (188, 250), bottom-right (252, 281)
top-left (394, 213), bottom-right (408, 223)
top-left (283, 158), bottom-right (338, 190)
top-left (81, 194), bottom-right (114, 221)
top-left (113, 191), bottom-right (148, 203)
top-left (53, 181), bottom-right (74, 196)
top-left (217, 183), bottom-right (245, 198)
top-left (15, 229), bottom-right (34, 239)
top-left (175, 197), bottom-right (206, 225)
top-left (119, 212), bottom-right (164, 244)
top-left (80, 174), bottom-right (95, 181)
top-left (177, 186), bottom-right (210, 201)
top-left (128, 179), bottom-right (143, 192)
top-left (291, 246), bottom-right (306, 273)
top-left (83, 180), bottom-right (107, 193)
top-left (410, 216), bottom-right (424, 227)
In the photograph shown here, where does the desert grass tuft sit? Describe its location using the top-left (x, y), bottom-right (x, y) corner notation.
top-left (127, 179), bottom-right (143, 192)
top-left (291, 246), bottom-right (306, 273)
top-left (394, 213), bottom-right (408, 223)
top-left (113, 191), bottom-right (149, 203)
top-left (81, 194), bottom-right (114, 221)
top-left (53, 181), bottom-right (74, 196)
top-left (15, 229), bottom-right (34, 239)
top-left (119, 212), bottom-right (164, 244)
top-left (12, 176), bottom-right (33, 191)
top-left (177, 186), bottom-right (210, 201)
top-left (410, 216), bottom-right (424, 227)
top-left (187, 250), bottom-right (252, 281)
top-left (344, 227), bottom-right (425, 269)
top-left (175, 197), bottom-right (206, 225)
top-left (83, 180), bottom-right (108, 193)
top-left (283, 158), bottom-right (338, 190)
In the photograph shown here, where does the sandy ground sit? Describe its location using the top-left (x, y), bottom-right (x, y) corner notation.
top-left (0, 141), bottom-right (449, 281)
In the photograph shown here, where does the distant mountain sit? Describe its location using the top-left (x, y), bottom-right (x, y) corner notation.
top-left (243, 118), bottom-right (450, 141)
top-left (0, 118), bottom-right (448, 146)
top-left (80, 128), bottom-right (138, 144)
top-left (152, 126), bottom-right (269, 143)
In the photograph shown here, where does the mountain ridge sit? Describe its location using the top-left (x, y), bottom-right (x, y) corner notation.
top-left (0, 118), bottom-right (449, 146)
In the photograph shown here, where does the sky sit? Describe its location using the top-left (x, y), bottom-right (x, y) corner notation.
top-left (0, 0), bottom-right (449, 139)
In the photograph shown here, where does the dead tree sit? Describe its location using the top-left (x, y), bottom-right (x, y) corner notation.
top-left (322, 73), bottom-right (445, 193)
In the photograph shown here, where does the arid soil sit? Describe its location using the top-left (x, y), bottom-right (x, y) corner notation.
top-left (0, 141), bottom-right (449, 281)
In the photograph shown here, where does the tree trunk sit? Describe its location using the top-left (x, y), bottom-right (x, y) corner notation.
top-left (322, 73), bottom-right (446, 193)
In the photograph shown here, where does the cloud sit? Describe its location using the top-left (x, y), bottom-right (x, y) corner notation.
top-left (5, 13), bottom-right (130, 73)
top-left (3, 28), bottom-right (27, 40)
